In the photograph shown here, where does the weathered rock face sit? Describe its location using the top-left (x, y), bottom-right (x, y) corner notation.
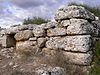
top-left (63, 51), bottom-right (93, 65)
top-left (36, 67), bottom-right (65, 75)
top-left (16, 41), bottom-right (37, 50)
top-left (33, 25), bottom-right (45, 37)
top-left (18, 25), bottom-right (29, 31)
top-left (2, 35), bottom-right (16, 48)
top-left (1, 5), bottom-right (99, 66)
top-left (37, 38), bottom-right (47, 47)
top-left (41, 21), bottom-right (58, 29)
top-left (5, 27), bottom-right (19, 34)
top-left (47, 28), bottom-right (67, 36)
top-left (46, 35), bottom-right (92, 52)
top-left (14, 30), bottom-right (33, 41)
top-left (66, 19), bottom-right (95, 35)
top-left (55, 5), bottom-right (95, 21)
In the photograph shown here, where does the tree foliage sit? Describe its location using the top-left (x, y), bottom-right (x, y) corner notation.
top-left (23, 17), bottom-right (50, 25)
top-left (68, 2), bottom-right (100, 18)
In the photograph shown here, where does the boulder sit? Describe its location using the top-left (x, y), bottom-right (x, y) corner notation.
top-left (41, 21), bottom-right (58, 29)
top-left (37, 38), bottom-right (47, 47)
top-left (16, 41), bottom-right (37, 50)
top-left (14, 30), bottom-right (33, 41)
top-left (55, 5), bottom-right (95, 21)
top-left (46, 35), bottom-right (92, 52)
top-left (28, 24), bottom-right (38, 30)
top-left (47, 28), bottom-right (67, 36)
top-left (36, 67), bottom-right (65, 75)
top-left (0, 29), bottom-right (6, 35)
top-left (67, 19), bottom-right (95, 35)
top-left (63, 51), bottom-right (93, 65)
top-left (2, 35), bottom-right (16, 48)
top-left (51, 67), bottom-right (65, 75)
top-left (5, 26), bottom-right (19, 34)
top-left (33, 25), bottom-right (45, 37)
top-left (18, 25), bottom-right (29, 31)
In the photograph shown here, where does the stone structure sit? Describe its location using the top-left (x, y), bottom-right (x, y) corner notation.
top-left (0, 5), bottom-right (100, 66)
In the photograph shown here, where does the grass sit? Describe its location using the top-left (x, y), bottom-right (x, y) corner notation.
top-left (18, 50), bottom-right (32, 57)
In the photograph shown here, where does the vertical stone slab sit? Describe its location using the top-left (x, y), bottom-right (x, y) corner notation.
top-left (2, 35), bottom-right (16, 48)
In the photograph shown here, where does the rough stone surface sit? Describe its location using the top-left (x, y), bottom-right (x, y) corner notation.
top-left (47, 28), bottom-right (67, 36)
top-left (46, 35), bottom-right (92, 52)
top-left (36, 67), bottom-right (65, 75)
top-left (55, 5), bottom-right (95, 21)
top-left (16, 41), bottom-right (37, 50)
top-left (28, 24), bottom-right (38, 30)
top-left (67, 19), bottom-right (95, 35)
top-left (2, 35), bottom-right (16, 48)
top-left (91, 20), bottom-right (100, 37)
top-left (33, 25), bottom-right (45, 37)
top-left (61, 20), bottom-right (70, 27)
top-left (14, 30), bottom-right (33, 41)
top-left (41, 21), bottom-right (58, 29)
top-left (42, 48), bottom-right (56, 56)
top-left (37, 38), bottom-right (47, 47)
top-left (0, 48), bottom-right (14, 58)
top-left (5, 27), bottom-right (19, 34)
top-left (51, 67), bottom-right (65, 75)
top-left (63, 51), bottom-right (93, 65)
top-left (29, 37), bottom-right (37, 41)
top-left (18, 25), bottom-right (29, 31)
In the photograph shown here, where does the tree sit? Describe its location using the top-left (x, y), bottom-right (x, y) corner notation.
top-left (23, 17), bottom-right (50, 25)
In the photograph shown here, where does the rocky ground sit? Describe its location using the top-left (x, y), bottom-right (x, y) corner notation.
top-left (0, 47), bottom-right (86, 75)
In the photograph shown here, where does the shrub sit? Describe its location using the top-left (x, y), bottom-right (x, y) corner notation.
top-left (23, 17), bottom-right (50, 25)
top-left (88, 40), bottom-right (100, 75)
top-left (68, 2), bottom-right (100, 18)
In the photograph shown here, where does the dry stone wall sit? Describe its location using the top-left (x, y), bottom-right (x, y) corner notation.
top-left (1, 5), bottom-right (100, 66)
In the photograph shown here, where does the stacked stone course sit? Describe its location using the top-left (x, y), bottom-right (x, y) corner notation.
top-left (1, 5), bottom-right (100, 66)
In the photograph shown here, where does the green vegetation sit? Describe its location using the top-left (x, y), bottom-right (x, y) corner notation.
top-left (88, 40), bottom-right (100, 75)
top-left (23, 17), bottom-right (50, 25)
top-left (18, 50), bottom-right (32, 57)
top-left (68, 2), bottom-right (100, 18)
top-left (11, 24), bottom-right (21, 27)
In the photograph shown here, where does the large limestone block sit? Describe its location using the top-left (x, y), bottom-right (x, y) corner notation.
top-left (46, 35), bottom-right (92, 52)
top-left (18, 25), bottom-right (29, 31)
top-left (55, 5), bottom-right (95, 21)
top-left (37, 38), bottom-right (47, 47)
top-left (2, 35), bottom-right (16, 48)
top-left (63, 51), bottom-right (93, 65)
top-left (14, 30), bottom-right (33, 41)
top-left (33, 25), bottom-right (45, 37)
top-left (47, 28), bottom-right (67, 36)
top-left (66, 19), bottom-right (95, 35)
top-left (41, 21), bottom-right (58, 29)
top-left (28, 24), bottom-right (38, 30)
top-left (16, 41), bottom-right (37, 50)
top-left (5, 27), bottom-right (19, 34)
